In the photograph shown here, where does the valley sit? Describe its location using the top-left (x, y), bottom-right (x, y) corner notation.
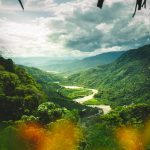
top-left (0, 0), bottom-right (150, 148)
top-left (0, 44), bottom-right (150, 150)
top-left (12, 51), bottom-right (125, 73)
top-left (60, 85), bottom-right (111, 114)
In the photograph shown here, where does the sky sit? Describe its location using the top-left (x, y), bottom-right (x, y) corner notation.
top-left (0, 0), bottom-right (150, 59)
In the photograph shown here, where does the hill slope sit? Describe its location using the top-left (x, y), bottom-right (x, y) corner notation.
top-left (68, 45), bottom-right (150, 106)
top-left (0, 57), bottom-right (47, 121)
top-left (78, 51), bottom-right (125, 69)
top-left (21, 65), bottom-right (62, 83)
top-left (19, 65), bottom-right (100, 118)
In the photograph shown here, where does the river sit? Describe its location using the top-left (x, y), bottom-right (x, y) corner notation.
top-left (63, 85), bottom-right (111, 114)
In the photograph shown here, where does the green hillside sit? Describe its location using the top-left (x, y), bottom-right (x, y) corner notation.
top-left (20, 65), bottom-right (100, 117)
top-left (0, 56), bottom-right (99, 125)
top-left (79, 51), bottom-right (125, 68)
top-left (68, 45), bottom-right (150, 106)
top-left (22, 65), bottom-right (62, 83)
top-left (0, 57), bottom-right (47, 121)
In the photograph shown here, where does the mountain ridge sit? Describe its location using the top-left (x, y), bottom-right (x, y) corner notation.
top-left (68, 44), bottom-right (150, 106)
top-left (12, 51), bottom-right (125, 72)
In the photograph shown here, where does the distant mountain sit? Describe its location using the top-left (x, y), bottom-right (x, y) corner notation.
top-left (12, 51), bottom-right (125, 73)
top-left (68, 45), bottom-right (150, 106)
top-left (80, 51), bottom-right (125, 68)
top-left (60, 51), bottom-right (125, 72)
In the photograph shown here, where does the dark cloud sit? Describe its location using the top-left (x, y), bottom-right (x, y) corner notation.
top-left (66, 32), bottom-right (102, 52)
top-left (63, 3), bottom-right (127, 51)
top-left (61, 2), bottom-right (149, 52)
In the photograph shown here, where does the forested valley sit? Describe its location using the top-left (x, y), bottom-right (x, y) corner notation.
top-left (0, 44), bottom-right (150, 150)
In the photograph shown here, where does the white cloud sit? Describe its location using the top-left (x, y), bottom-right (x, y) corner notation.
top-left (0, 0), bottom-right (149, 58)
top-left (0, 18), bottom-right (64, 57)
top-left (96, 23), bottom-right (114, 33)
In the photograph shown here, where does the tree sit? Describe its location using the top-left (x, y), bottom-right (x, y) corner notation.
top-left (37, 102), bottom-right (63, 124)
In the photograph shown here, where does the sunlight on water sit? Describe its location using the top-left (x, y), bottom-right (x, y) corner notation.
top-left (18, 119), bottom-right (82, 150)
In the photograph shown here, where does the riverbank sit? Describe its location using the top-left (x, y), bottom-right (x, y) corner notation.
top-left (62, 85), bottom-right (111, 114)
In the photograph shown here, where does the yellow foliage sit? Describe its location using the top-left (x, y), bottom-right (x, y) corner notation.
top-left (116, 121), bottom-right (150, 150)
top-left (116, 127), bottom-right (144, 150)
top-left (18, 119), bottom-right (82, 150)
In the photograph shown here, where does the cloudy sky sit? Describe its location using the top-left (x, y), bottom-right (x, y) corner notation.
top-left (0, 0), bottom-right (149, 59)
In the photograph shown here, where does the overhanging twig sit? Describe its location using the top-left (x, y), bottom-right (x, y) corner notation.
top-left (18, 0), bottom-right (24, 10)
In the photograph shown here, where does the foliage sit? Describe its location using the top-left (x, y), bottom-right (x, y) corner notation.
top-left (0, 57), bottom-right (46, 121)
top-left (22, 65), bottom-right (101, 118)
top-left (37, 102), bottom-right (64, 124)
top-left (83, 103), bottom-right (150, 150)
top-left (22, 65), bottom-right (62, 83)
top-left (0, 126), bottom-right (29, 150)
top-left (1, 44), bottom-right (150, 150)
top-left (0, 119), bottom-right (83, 150)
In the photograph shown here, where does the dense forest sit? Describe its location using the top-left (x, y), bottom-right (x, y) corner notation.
top-left (0, 44), bottom-right (150, 150)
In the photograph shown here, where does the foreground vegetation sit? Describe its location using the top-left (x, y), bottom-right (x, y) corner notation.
top-left (84, 103), bottom-right (150, 150)
top-left (0, 103), bottom-right (150, 150)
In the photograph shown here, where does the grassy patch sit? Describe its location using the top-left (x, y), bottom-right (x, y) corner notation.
top-left (83, 98), bottom-right (109, 105)
top-left (59, 88), bottom-right (92, 100)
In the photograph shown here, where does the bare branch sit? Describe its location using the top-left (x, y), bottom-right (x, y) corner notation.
top-left (97, 0), bottom-right (104, 9)
top-left (18, 0), bottom-right (24, 10)
top-left (97, 0), bottom-right (147, 17)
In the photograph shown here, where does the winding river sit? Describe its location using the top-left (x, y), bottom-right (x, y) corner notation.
top-left (63, 86), bottom-right (111, 114)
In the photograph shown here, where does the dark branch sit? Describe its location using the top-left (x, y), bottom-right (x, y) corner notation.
top-left (17, 0), bottom-right (147, 17)
top-left (97, 0), bottom-right (104, 9)
top-left (142, 0), bottom-right (146, 8)
top-left (18, 0), bottom-right (24, 10)
top-left (97, 0), bottom-right (147, 17)
top-left (132, 0), bottom-right (147, 17)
